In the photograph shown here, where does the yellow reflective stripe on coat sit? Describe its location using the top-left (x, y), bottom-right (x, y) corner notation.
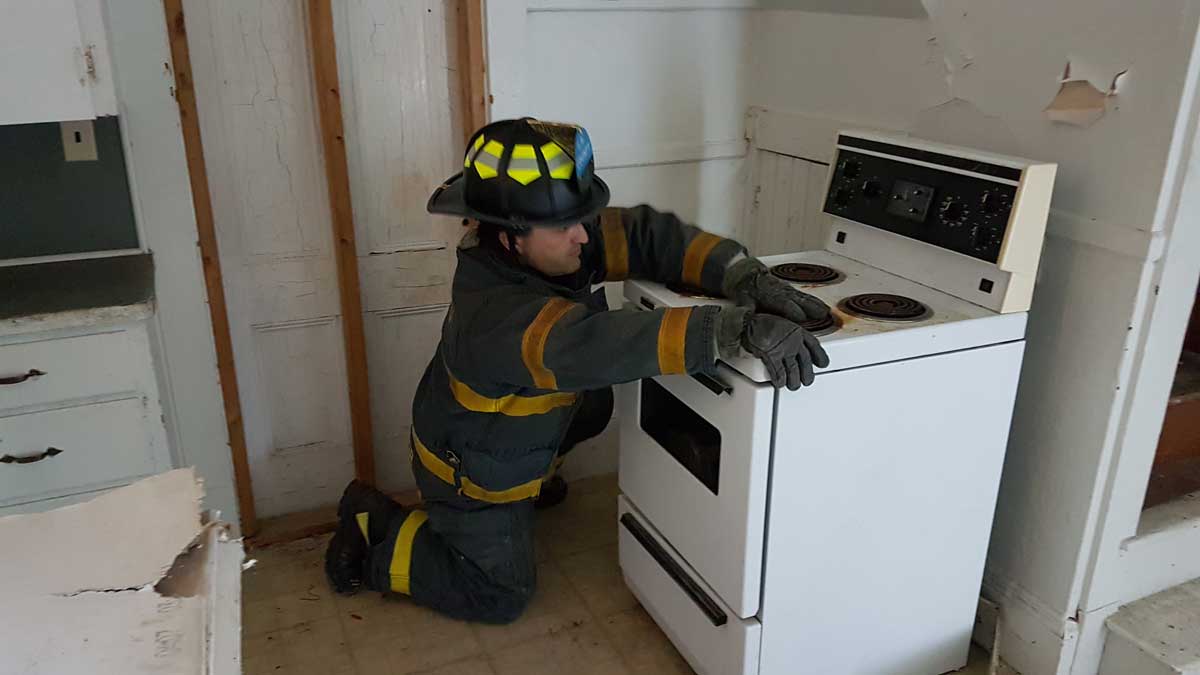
top-left (657, 307), bottom-right (692, 375)
top-left (447, 368), bottom-right (576, 416)
top-left (681, 232), bottom-right (723, 288)
top-left (600, 208), bottom-right (629, 281)
top-left (355, 512), bottom-right (370, 541)
top-left (507, 144), bottom-right (542, 185)
top-left (521, 297), bottom-right (577, 390)
top-left (460, 476), bottom-right (542, 504)
top-left (541, 142), bottom-right (573, 179)
top-left (411, 431), bottom-right (544, 504)
top-left (412, 431), bottom-right (457, 485)
top-left (388, 510), bottom-right (428, 595)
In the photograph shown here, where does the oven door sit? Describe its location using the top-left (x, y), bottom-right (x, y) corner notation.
top-left (617, 363), bottom-right (774, 618)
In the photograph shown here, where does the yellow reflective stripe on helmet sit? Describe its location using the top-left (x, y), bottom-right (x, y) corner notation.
top-left (521, 297), bottom-right (577, 390)
top-left (507, 144), bottom-right (542, 185)
top-left (411, 431), bottom-right (457, 485)
top-left (464, 134), bottom-right (485, 168)
top-left (600, 208), bottom-right (629, 281)
top-left (657, 306), bottom-right (692, 375)
top-left (411, 431), bottom-right (544, 504)
top-left (474, 139), bottom-right (504, 179)
top-left (388, 509), bottom-right (428, 595)
top-left (541, 142), bottom-right (574, 179)
top-left (461, 476), bottom-right (543, 504)
top-left (682, 232), bottom-right (723, 288)
top-left (447, 368), bottom-right (577, 416)
top-left (355, 512), bottom-right (370, 541)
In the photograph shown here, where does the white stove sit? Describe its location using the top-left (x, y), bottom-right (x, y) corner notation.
top-left (616, 131), bottom-right (1057, 675)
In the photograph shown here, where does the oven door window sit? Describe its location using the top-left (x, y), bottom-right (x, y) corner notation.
top-left (639, 378), bottom-right (721, 494)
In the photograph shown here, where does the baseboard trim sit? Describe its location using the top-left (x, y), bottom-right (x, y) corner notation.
top-left (983, 569), bottom-right (1080, 675)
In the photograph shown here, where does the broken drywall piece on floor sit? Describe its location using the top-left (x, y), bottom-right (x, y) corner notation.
top-left (0, 470), bottom-right (242, 675)
top-left (1044, 59), bottom-right (1130, 128)
top-left (0, 468), bottom-right (204, 598)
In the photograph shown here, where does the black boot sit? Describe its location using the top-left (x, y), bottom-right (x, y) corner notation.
top-left (324, 480), bottom-right (404, 594)
top-left (534, 474), bottom-right (569, 510)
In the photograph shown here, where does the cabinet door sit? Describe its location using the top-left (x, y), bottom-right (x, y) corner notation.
top-left (0, 0), bottom-right (95, 125)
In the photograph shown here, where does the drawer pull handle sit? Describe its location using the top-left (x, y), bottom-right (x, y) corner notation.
top-left (0, 369), bottom-right (46, 386)
top-left (620, 512), bottom-right (728, 627)
top-left (1, 447), bottom-right (64, 465)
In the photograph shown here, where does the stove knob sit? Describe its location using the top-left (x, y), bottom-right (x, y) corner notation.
top-left (840, 159), bottom-right (862, 179)
top-left (861, 179), bottom-right (883, 198)
top-left (833, 187), bottom-right (853, 207)
top-left (980, 191), bottom-right (1008, 215)
top-left (939, 197), bottom-right (965, 224)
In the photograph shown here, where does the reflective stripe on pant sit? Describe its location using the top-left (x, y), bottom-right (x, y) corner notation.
top-left (363, 464), bottom-right (537, 625)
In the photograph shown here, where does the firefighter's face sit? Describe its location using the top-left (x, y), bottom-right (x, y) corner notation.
top-left (513, 222), bottom-right (589, 276)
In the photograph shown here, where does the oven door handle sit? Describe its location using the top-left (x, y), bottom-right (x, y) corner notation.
top-left (691, 372), bottom-right (732, 396)
top-left (620, 513), bottom-right (728, 627)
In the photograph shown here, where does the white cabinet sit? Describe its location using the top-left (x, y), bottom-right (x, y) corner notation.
top-left (0, 0), bottom-right (117, 125)
top-left (0, 322), bottom-right (170, 515)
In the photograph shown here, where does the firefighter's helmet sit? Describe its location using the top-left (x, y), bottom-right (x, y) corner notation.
top-left (427, 118), bottom-right (610, 231)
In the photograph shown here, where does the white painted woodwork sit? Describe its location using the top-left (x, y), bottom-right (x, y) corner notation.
top-left (0, 1), bottom-right (93, 124)
top-left (745, 150), bottom-right (829, 256)
top-left (0, 322), bottom-right (170, 516)
top-left (181, 0), bottom-right (351, 518)
top-left (104, 0), bottom-right (240, 525)
top-left (184, 0), bottom-right (464, 516)
top-left (364, 305), bottom-right (448, 493)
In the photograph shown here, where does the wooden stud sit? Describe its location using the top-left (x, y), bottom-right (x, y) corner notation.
top-left (458, 0), bottom-right (488, 141)
top-left (162, 0), bottom-right (259, 535)
top-left (307, 0), bottom-right (377, 486)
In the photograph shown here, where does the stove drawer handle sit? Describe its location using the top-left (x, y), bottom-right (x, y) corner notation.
top-left (691, 372), bottom-right (731, 396)
top-left (620, 512), bottom-right (728, 627)
top-left (0, 369), bottom-right (46, 386)
top-left (1, 447), bottom-right (64, 465)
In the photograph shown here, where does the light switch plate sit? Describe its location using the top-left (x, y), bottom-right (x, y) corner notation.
top-left (60, 120), bottom-right (99, 162)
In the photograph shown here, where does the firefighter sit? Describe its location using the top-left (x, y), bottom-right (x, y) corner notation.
top-left (325, 118), bottom-right (830, 623)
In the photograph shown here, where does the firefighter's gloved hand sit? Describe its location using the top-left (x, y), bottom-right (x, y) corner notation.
top-left (722, 257), bottom-right (831, 324)
top-left (716, 308), bottom-right (829, 390)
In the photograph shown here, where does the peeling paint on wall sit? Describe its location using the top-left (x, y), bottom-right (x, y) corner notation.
top-left (920, 0), bottom-right (975, 94)
top-left (911, 97), bottom-right (1022, 156)
top-left (1045, 60), bottom-right (1130, 128)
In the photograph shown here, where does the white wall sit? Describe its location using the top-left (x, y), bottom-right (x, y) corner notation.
top-left (488, 4), bottom-right (754, 234)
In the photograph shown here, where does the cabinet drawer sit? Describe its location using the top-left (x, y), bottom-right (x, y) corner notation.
top-left (0, 398), bottom-right (163, 507)
top-left (0, 329), bottom-right (146, 412)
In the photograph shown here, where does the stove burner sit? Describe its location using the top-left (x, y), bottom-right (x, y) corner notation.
top-left (770, 263), bottom-right (842, 285)
top-left (839, 293), bottom-right (932, 322)
top-left (799, 312), bottom-right (840, 337)
top-left (666, 282), bottom-right (721, 300)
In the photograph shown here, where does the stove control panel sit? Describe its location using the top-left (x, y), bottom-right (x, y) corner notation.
top-left (823, 135), bottom-right (1021, 264)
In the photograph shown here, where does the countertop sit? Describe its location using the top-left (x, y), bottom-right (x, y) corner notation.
top-left (0, 253), bottom-right (155, 337)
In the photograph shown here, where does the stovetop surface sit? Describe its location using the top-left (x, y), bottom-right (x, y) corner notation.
top-left (624, 250), bottom-right (1027, 381)
top-left (630, 250), bottom-right (995, 343)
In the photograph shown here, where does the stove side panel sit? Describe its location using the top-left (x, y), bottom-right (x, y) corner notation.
top-left (759, 340), bottom-right (1024, 675)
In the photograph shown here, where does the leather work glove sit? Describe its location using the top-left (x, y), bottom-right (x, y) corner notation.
top-left (716, 308), bottom-right (830, 390)
top-left (722, 257), bottom-right (831, 324)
